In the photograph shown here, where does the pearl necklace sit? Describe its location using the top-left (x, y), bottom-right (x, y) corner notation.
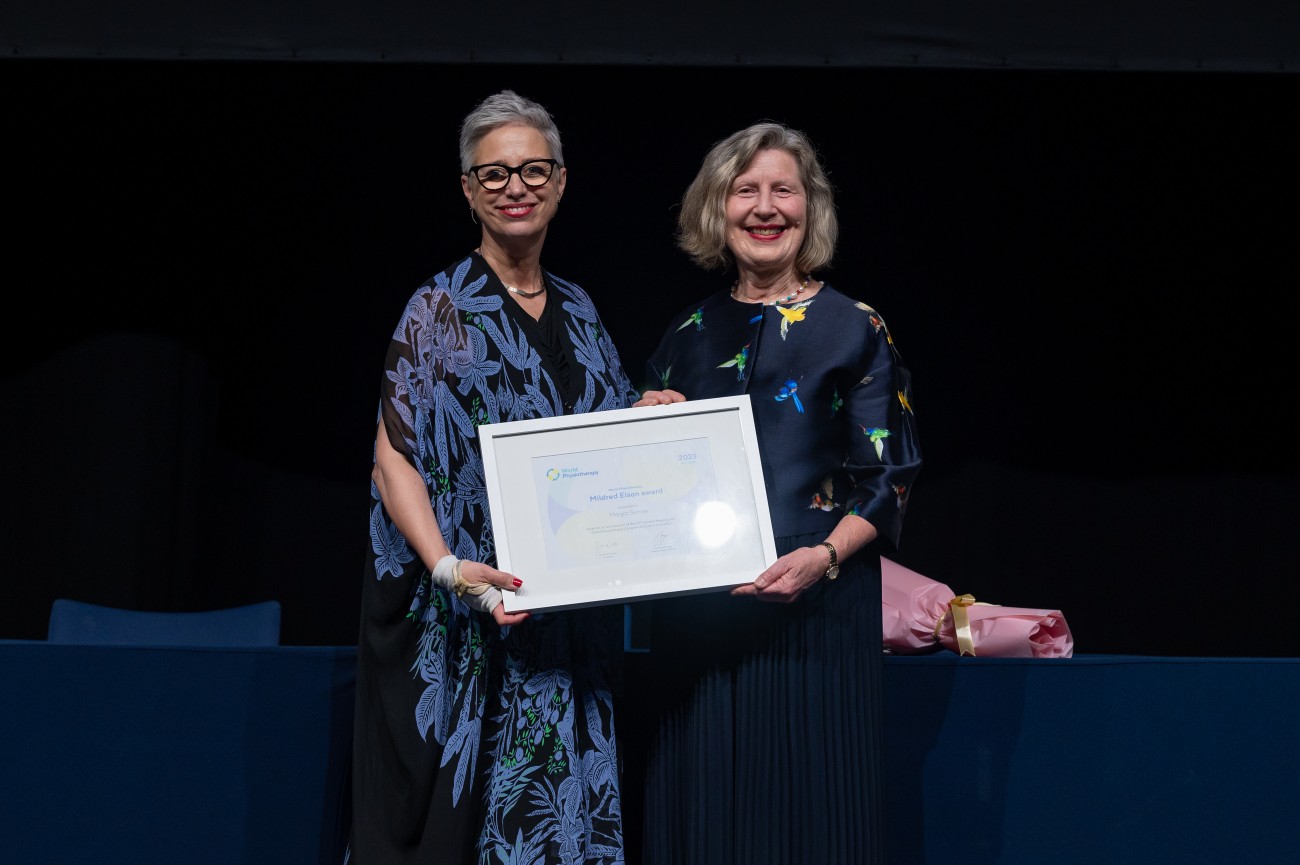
top-left (732, 275), bottom-right (810, 306)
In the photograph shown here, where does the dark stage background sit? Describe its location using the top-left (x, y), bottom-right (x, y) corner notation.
top-left (3, 58), bottom-right (1298, 656)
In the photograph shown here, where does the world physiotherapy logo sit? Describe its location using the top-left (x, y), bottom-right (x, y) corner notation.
top-left (545, 466), bottom-right (600, 481)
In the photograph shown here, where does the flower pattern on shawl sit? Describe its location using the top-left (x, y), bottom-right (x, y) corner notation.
top-left (367, 254), bottom-right (633, 863)
top-left (474, 621), bottom-right (624, 864)
top-left (370, 488), bottom-right (415, 580)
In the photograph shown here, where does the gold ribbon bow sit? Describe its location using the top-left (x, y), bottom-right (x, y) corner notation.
top-left (933, 593), bottom-right (991, 657)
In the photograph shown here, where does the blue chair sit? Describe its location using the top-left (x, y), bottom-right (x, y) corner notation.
top-left (47, 598), bottom-right (282, 647)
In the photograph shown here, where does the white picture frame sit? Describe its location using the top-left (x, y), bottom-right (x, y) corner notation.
top-left (478, 395), bottom-right (777, 613)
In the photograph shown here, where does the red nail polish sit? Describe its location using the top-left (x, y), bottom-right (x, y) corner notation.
top-left (513, 578), bottom-right (523, 587)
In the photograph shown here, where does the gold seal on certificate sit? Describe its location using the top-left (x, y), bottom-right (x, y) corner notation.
top-left (478, 395), bottom-right (777, 612)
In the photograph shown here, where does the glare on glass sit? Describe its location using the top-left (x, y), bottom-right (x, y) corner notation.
top-left (693, 501), bottom-right (738, 548)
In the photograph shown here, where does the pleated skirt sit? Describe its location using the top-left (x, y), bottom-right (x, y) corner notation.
top-left (640, 533), bottom-right (885, 865)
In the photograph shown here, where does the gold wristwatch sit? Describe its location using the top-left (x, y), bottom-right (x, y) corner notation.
top-left (820, 541), bottom-right (840, 580)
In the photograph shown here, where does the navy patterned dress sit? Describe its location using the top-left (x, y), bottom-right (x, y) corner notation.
top-left (349, 252), bottom-right (641, 865)
top-left (639, 285), bottom-right (922, 865)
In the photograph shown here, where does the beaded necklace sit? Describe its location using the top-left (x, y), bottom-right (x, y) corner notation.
top-left (732, 275), bottom-right (810, 306)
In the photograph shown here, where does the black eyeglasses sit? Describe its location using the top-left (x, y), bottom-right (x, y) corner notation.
top-left (467, 159), bottom-right (560, 191)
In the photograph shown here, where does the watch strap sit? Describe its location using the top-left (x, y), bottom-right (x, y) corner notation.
top-left (820, 541), bottom-right (839, 580)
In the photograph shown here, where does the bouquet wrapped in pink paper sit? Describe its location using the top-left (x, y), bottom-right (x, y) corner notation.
top-left (881, 556), bottom-right (1074, 658)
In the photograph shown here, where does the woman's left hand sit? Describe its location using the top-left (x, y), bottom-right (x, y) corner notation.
top-left (633, 389), bottom-right (686, 408)
top-left (731, 546), bottom-right (828, 603)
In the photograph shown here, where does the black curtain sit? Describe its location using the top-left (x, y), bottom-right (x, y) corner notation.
top-left (4, 58), bottom-right (1298, 655)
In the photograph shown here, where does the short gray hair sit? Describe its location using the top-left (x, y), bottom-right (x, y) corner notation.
top-left (677, 121), bottom-right (838, 274)
top-left (458, 90), bottom-right (564, 174)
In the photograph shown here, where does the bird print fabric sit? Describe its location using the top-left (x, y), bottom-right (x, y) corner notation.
top-left (645, 285), bottom-right (921, 545)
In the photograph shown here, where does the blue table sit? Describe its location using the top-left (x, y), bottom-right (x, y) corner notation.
top-left (881, 653), bottom-right (1300, 865)
top-left (0, 642), bottom-right (356, 865)
top-left (5, 643), bottom-right (1295, 864)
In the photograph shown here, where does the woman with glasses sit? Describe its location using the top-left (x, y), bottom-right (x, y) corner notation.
top-left (633, 121), bottom-right (923, 865)
top-left (348, 89), bottom-right (640, 864)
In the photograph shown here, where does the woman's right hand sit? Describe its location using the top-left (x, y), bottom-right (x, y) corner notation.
top-left (375, 423), bottom-right (531, 626)
top-left (633, 389), bottom-right (687, 407)
top-left (491, 603), bottom-right (531, 627)
top-left (457, 559), bottom-right (532, 626)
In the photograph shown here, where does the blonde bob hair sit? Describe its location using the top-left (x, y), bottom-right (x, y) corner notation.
top-left (676, 121), bottom-right (837, 274)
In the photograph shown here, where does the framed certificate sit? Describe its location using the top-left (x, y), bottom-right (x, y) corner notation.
top-left (478, 395), bottom-right (777, 613)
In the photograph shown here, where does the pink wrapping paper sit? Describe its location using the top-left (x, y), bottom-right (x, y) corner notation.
top-left (881, 556), bottom-right (1073, 658)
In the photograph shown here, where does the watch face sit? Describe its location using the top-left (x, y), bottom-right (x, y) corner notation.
top-left (826, 563), bottom-right (840, 580)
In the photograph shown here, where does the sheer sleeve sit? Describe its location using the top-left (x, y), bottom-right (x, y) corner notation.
top-left (378, 283), bottom-right (478, 484)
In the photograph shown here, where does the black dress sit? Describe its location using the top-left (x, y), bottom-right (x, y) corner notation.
top-left (639, 285), bottom-right (923, 865)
